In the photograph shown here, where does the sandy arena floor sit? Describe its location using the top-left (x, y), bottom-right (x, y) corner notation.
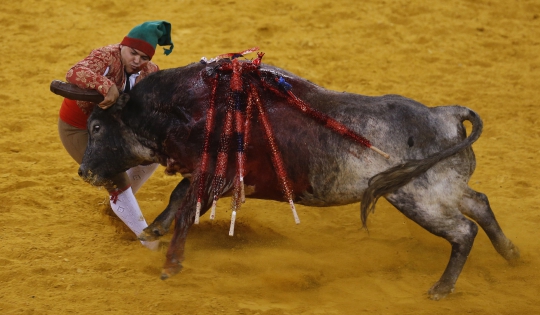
top-left (0, 0), bottom-right (539, 314)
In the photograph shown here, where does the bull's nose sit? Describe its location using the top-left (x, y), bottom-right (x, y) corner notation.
top-left (78, 165), bottom-right (87, 178)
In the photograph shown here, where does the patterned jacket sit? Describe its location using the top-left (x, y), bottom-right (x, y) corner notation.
top-left (65, 44), bottom-right (159, 115)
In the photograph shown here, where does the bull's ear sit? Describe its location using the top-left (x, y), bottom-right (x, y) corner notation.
top-left (108, 93), bottom-right (130, 115)
top-left (116, 93), bottom-right (130, 109)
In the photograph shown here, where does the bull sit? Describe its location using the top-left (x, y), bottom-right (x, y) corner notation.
top-left (61, 59), bottom-right (519, 300)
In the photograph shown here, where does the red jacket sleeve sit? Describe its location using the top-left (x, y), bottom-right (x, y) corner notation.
top-left (65, 47), bottom-right (117, 96)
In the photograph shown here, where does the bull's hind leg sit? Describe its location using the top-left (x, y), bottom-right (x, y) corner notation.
top-left (386, 190), bottom-right (478, 300)
top-left (459, 187), bottom-right (519, 261)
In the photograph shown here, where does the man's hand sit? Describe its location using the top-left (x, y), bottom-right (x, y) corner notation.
top-left (98, 85), bottom-right (120, 109)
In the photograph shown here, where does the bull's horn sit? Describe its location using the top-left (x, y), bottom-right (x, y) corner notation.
top-left (50, 80), bottom-right (104, 103)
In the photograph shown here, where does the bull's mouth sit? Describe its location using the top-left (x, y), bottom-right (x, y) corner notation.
top-left (79, 170), bottom-right (113, 187)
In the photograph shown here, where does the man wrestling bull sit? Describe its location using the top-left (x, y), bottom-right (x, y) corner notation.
top-left (56, 20), bottom-right (174, 250)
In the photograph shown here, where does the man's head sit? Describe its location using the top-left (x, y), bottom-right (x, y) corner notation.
top-left (120, 45), bottom-right (150, 74)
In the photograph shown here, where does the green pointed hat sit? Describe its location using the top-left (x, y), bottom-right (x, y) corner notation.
top-left (120, 20), bottom-right (173, 59)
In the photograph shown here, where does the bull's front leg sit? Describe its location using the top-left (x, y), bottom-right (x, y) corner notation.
top-left (160, 181), bottom-right (210, 280)
top-left (139, 178), bottom-right (191, 241)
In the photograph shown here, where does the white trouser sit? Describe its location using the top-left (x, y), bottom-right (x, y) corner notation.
top-left (109, 163), bottom-right (160, 250)
top-left (126, 163), bottom-right (160, 194)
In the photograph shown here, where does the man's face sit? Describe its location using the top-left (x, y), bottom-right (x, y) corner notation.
top-left (120, 45), bottom-right (150, 74)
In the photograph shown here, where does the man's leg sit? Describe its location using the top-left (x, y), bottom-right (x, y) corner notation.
top-left (127, 163), bottom-right (160, 194)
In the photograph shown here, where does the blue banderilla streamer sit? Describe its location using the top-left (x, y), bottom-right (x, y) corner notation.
top-left (277, 77), bottom-right (292, 91)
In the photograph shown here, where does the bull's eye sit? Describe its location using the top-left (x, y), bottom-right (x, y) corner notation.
top-left (93, 125), bottom-right (100, 133)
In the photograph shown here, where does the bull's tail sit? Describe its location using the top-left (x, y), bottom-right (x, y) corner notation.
top-left (360, 106), bottom-right (483, 228)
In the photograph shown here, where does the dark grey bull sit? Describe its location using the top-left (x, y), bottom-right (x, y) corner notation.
top-left (77, 60), bottom-right (519, 300)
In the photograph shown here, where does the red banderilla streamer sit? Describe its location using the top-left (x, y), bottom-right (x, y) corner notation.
top-left (229, 59), bottom-right (248, 235)
top-left (195, 76), bottom-right (219, 224)
top-left (231, 59), bottom-right (247, 204)
top-left (249, 84), bottom-right (300, 224)
top-left (209, 95), bottom-right (235, 220)
top-left (269, 78), bottom-right (390, 159)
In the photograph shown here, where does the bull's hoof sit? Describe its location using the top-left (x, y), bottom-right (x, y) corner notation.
top-left (139, 223), bottom-right (168, 241)
top-left (427, 281), bottom-right (454, 300)
top-left (138, 230), bottom-right (159, 242)
top-left (505, 243), bottom-right (521, 263)
top-left (160, 261), bottom-right (183, 280)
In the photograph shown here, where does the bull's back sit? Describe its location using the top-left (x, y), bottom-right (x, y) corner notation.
top-left (290, 94), bottom-right (477, 206)
top-left (140, 63), bottom-right (476, 206)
